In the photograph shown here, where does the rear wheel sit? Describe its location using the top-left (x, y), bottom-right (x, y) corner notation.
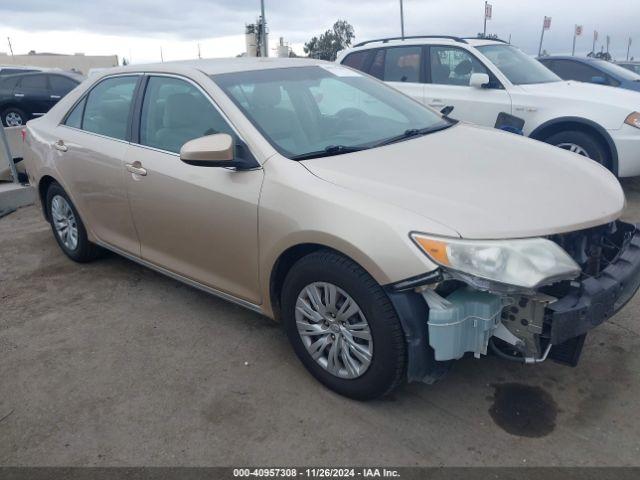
top-left (281, 250), bottom-right (406, 400)
top-left (2, 108), bottom-right (26, 127)
top-left (544, 130), bottom-right (611, 170)
top-left (45, 182), bottom-right (104, 262)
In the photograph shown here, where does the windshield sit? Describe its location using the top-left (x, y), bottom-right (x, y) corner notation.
top-left (594, 60), bottom-right (640, 81)
top-left (212, 65), bottom-right (449, 159)
top-left (477, 44), bottom-right (561, 85)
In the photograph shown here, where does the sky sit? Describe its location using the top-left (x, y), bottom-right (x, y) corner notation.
top-left (1, 0), bottom-right (638, 64)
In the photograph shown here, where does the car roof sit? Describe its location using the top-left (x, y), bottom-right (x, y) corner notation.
top-left (94, 57), bottom-right (329, 79)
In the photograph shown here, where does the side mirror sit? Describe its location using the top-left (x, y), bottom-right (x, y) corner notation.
top-left (591, 76), bottom-right (607, 85)
top-left (180, 133), bottom-right (244, 168)
top-left (469, 73), bottom-right (490, 89)
top-left (440, 105), bottom-right (455, 117)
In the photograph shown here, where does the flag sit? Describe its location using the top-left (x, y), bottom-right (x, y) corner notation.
top-left (543, 17), bottom-right (552, 30)
top-left (485, 3), bottom-right (492, 20)
top-left (575, 25), bottom-right (583, 36)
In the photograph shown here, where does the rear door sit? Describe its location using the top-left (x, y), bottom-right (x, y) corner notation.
top-left (372, 46), bottom-right (426, 103)
top-left (47, 74), bottom-right (79, 106)
top-left (13, 74), bottom-right (52, 119)
top-left (423, 45), bottom-right (512, 126)
top-left (54, 74), bottom-right (141, 255)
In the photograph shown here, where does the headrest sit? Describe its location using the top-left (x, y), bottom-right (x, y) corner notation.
top-left (454, 60), bottom-right (473, 76)
top-left (250, 83), bottom-right (282, 109)
top-left (163, 93), bottom-right (204, 129)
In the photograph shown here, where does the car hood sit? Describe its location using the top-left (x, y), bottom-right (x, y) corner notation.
top-left (519, 80), bottom-right (640, 107)
top-left (302, 124), bottom-right (625, 239)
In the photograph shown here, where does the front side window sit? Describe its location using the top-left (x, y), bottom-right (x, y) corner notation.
top-left (82, 76), bottom-right (138, 140)
top-left (213, 65), bottom-right (449, 159)
top-left (545, 60), bottom-right (602, 82)
top-left (430, 46), bottom-right (489, 86)
top-left (476, 44), bottom-right (561, 85)
top-left (139, 76), bottom-right (234, 154)
top-left (383, 47), bottom-right (422, 83)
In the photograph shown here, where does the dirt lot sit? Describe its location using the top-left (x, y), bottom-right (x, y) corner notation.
top-left (2, 179), bottom-right (640, 467)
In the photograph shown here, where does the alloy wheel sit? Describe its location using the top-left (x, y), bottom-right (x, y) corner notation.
top-left (51, 195), bottom-right (79, 251)
top-left (5, 112), bottom-right (23, 127)
top-left (557, 142), bottom-right (590, 157)
top-left (295, 282), bottom-right (373, 379)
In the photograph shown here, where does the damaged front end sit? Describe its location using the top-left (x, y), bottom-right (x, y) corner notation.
top-left (388, 221), bottom-right (640, 383)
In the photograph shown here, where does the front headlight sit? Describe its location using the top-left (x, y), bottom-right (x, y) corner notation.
top-left (625, 112), bottom-right (640, 129)
top-left (411, 233), bottom-right (581, 289)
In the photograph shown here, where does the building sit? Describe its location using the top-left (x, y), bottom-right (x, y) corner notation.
top-left (0, 51), bottom-right (118, 75)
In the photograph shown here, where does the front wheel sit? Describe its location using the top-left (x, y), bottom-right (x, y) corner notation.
top-left (281, 250), bottom-right (406, 400)
top-left (544, 130), bottom-right (611, 170)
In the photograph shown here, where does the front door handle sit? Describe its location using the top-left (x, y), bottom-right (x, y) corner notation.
top-left (126, 161), bottom-right (147, 176)
top-left (14, 93), bottom-right (25, 98)
top-left (50, 95), bottom-right (61, 100)
top-left (53, 140), bottom-right (68, 152)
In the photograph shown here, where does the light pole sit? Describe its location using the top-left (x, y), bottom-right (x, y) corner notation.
top-left (260, 0), bottom-right (268, 57)
top-left (628, 37), bottom-right (633, 61)
top-left (399, 0), bottom-right (405, 40)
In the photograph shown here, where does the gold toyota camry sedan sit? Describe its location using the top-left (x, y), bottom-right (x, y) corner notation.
top-left (22, 58), bottom-right (640, 400)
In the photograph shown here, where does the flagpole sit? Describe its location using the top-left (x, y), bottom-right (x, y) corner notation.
top-left (572, 26), bottom-right (577, 56)
top-left (483, 1), bottom-right (488, 36)
top-left (399, 0), bottom-right (405, 40)
top-left (538, 20), bottom-right (546, 56)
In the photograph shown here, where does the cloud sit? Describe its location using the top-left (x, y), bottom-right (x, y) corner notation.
top-left (1, 0), bottom-right (638, 60)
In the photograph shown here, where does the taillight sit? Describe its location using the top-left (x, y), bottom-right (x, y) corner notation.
top-left (21, 129), bottom-right (26, 143)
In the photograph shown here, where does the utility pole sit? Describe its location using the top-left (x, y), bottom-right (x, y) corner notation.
top-left (538, 17), bottom-right (551, 57)
top-left (627, 37), bottom-right (632, 61)
top-left (399, 0), bottom-right (405, 40)
top-left (7, 37), bottom-right (13, 57)
top-left (260, 0), bottom-right (267, 57)
top-left (606, 35), bottom-right (610, 55)
top-left (160, 47), bottom-right (164, 62)
top-left (593, 30), bottom-right (598, 54)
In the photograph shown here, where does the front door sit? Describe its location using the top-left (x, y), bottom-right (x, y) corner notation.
top-left (123, 75), bottom-right (263, 303)
top-left (54, 75), bottom-right (141, 255)
top-left (13, 73), bottom-right (51, 119)
top-left (424, 45), bottom-right (512, 127)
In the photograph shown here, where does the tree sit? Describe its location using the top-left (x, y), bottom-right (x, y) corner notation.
top-left (304, 20), bottom-right (355, 61)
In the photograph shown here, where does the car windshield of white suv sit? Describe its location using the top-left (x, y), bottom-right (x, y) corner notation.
top-left (477, 44), bottom-right (562, 85)
top-left (212, 65), bottom-right (452, 160)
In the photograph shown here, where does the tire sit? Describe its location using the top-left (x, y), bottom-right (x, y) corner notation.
top-left (2, 107), bottom-right (27, 127)
top-left (281, 250), bottom-right (406, 400)
top-left (544, 130), bottom-right (611, 170)
top-left (45, 182), bottom-right (104, 262)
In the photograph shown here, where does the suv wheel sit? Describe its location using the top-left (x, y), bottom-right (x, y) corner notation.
top-left (281, 250), bottom-right (406, 400)
top-left (45, 182), bottom-right (104, 262)
top-left (2, 108), bottom-right (26, 127)
top-left (544, 130), bottom-right (610, 169)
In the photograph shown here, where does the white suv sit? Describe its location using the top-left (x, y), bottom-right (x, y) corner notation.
top-left (338, 36), bottom-right (640, 177)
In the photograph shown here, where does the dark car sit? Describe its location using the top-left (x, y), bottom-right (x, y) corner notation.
top-left (0, 71), bottom-right (82, 127)
top-left (617, 62), bottom-right (640, 75)
top-left (538, 56), bottom-right (640, 92)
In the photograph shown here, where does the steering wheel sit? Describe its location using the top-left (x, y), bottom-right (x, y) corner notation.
top-left (334, 108), bottom-right (369, 131)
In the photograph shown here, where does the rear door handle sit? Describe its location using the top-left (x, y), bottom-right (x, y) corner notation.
top-left (126, 162), bottom-right (147, 176)
top-left (53, 140), bottom-right (68, 152)
top-left (14, 93), bottom-right (25, 98)
top-left (50, 95), bottom-right (61, 100)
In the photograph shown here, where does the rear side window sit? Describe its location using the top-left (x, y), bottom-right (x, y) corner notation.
top-left (49, 75), bottom-right (78, 95)
top-left (342, 51), bottom-right (371, 72)
top-left (139, 76), bottom-right (234, 154)
top-left (0, 76), bottom-right (21, 89)
top-left (19, 74), bottom-right (48, 89)
top-left (382, 46), bottom-right (422, 83)
top-left (82, 76), bottom-right (138, 141)
top-left (546, 60), bottom-right (601, 83)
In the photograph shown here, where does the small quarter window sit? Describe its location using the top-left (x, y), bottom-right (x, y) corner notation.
top-left (342, 51), bottom-right (371, 73)
top-left (64, 97), bottom-right (86, 129)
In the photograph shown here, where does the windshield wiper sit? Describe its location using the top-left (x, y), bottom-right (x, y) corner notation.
top-left (373, 122), bottom-right (456, 148)
top-left (291, 144), bottom-right (367, 161)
